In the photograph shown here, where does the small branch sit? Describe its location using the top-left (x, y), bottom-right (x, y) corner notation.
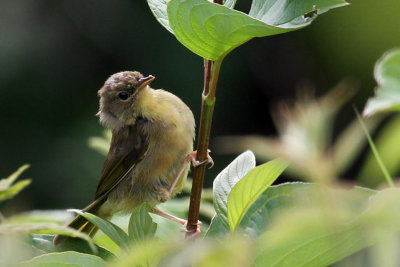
top-left (186, 59), bottom-right (222, 238)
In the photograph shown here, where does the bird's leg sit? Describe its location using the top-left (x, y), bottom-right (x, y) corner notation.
top-left (167, 150), bottom-right (214, 195)
top-left (159, 150), bottom-right (211, 237)
top-left (150, 208), bottom-right (201, 237)
top-left (150, 208), bottom-right (186, 224)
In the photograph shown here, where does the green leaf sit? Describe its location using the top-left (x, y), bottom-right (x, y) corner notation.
top-left (248, 0), bottom-right (348, 27)
top-left (70, 210), bottom-right (130, 249)
top-left (29, 234), bottom-right (114, 260)
top-left (0, 164), bottom-right (31, 202)
top-left (227, 158), bottom-right (288, 233)
top-left (0, 180), bottom-right (31, 202)
top-left (19, 251), bottom-right (105, 267)
top-left (147, 0), bottom-right (237, 35)
top-left (128, 204), bottom-right (157, 242)
top-left (254, 188), bottom-right (400, 267)
top-left (147, 0), bottom-right (173, 34)
top-left (165, 0), bottom-right (348, 60)
top-left (0, 222), bottom-right (96, 252)
top-left (223, 0), bottom-right (237, 9)
top-left (364, 48), bottom-right (400, 116)
top-left (205, 214), bottom-right (230, 238)
top-left (0, 164), bottom-right (29, 189)
top-left (213, 151), bottom-right (256, 228)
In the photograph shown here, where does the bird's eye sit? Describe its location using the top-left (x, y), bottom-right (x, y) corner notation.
top-left (118, 92), bottom-right (130, 101)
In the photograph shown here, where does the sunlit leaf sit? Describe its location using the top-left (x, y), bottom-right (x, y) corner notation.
top-left (0, 164), bottom-right (31, 202)
top-left (128, 204), bottom-right (157, 242)
top-left (19, 251), bottom-right (105, 267)
top-left (364, 48), bottom-right (400, 116)
top-left (0, 164), bottom-right (29, 190)
top-left (0, 180), bottom-right (31, 203)
top-left (166, 0), bottom-right (348, 60)
top-left (70, 210), bottom-right (129, 249)
top-left (213, 151), bottom-right (256, 228)
top-left (227, 159), bottom-right (288, 233)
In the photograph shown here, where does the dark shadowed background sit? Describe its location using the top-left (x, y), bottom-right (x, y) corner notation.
top-left (1, 0), bottom-right (399, 214)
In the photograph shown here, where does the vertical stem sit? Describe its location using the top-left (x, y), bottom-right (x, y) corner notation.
top-left (186, 59), bottom-right (222, 238)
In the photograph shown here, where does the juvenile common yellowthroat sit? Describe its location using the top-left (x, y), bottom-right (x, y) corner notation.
top-left (54, 71), bottom-right (196, 244)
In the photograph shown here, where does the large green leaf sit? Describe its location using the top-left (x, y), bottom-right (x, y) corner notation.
top-left (70, 210), bottom-right (130, 249)
top-left (19, 251), bottom-right (105, 267)
top-left (147, 0), bottom-right (238, 34)
top-left (147, 0), bottom-right (348, 60)
top-left (0, 222), bottom-right (96, 252)
top-left (364, 48), bottom-right (400, 116)
top-left (209, 182), bottom-right (374, 239)
top-left (254, 188), bottom-right (400, 267)
top-left (213, 150), bottom-right (256, 228)
top-left (128, 204), bottom-right (157, 242)
top-left (227, 158), bottom-right (288, 233)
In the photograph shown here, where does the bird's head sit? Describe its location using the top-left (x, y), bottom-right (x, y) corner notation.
top-left (97, 71), bottom-right (155, 130)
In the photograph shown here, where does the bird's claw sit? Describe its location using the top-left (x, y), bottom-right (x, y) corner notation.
top-left (180, 220), bottom-right (202, 238)
top-left (188, 150), bottom-right (214, 169)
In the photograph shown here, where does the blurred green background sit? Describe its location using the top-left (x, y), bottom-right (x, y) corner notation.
top-left (1, 0), bottom-right (399, 213)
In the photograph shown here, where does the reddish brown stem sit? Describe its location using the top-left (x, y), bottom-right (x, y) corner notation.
top-left (186, 59), bottom-right (221, 238)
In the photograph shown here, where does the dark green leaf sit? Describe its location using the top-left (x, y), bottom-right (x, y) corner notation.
top-left (70, 210), bottom-right (130, 249)
top-left (29, 234), bottom-right (114, 260)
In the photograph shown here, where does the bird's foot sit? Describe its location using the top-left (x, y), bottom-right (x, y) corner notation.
top-left (180, 220), bottom-right (202, 239)
top-left (187, 149), bottom-right (214, 169)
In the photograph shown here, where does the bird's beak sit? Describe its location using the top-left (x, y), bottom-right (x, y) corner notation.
top-left (137, 75), bottom-right (155, 90)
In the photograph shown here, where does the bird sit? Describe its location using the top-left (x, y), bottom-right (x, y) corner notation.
top-left (53, 71), bottom-right (198, 245)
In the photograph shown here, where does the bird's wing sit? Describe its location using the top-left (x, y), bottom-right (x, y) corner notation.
top-left (94, 121), bottom-right (149, 199)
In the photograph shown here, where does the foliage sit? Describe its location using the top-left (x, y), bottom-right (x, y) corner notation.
top-left (4, 0), bottom-right (400, 266)
top-left (0, 164), bottom-right (31, 203)
top-left (363, 48), bottom-right (400, 116)
top-left (148, 0), bottom-right (348, 61)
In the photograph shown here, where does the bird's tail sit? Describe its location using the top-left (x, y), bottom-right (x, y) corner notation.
top-left (53, 197), bottom-right (106, 245)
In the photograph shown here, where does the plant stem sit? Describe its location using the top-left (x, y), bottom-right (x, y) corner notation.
top-left (186, 59), bottom-right (222, 238)
top-left (354, 106), bottom-right (394, 187)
